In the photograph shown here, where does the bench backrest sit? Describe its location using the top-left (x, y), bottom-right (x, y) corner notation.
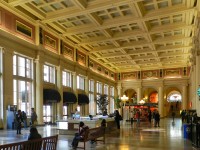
top-left (86, 127), bottom-right (105, 140)
top-left (0, 135), bottom-right (58, 150)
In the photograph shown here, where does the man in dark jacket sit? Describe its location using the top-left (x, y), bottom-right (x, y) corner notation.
top-left (15, 110), bottom-right (23, 134)
top-left (71, 121), bottom-right (89, 149)
top-left (154, 111), bottom-right (160, 127)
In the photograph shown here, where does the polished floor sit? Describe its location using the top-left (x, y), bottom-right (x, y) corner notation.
top-left (0, 118), bottom-right (198, 150)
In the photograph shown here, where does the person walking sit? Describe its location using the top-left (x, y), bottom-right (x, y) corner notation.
top-left (148, 110), bottom-right (152, 125)
top-left (31, 108), bottom-right (37, 126)
top-left (22, 111), bottom-right (27, 129)
top-left (16, 110), bottom-right (23, 134)
top-left (154, 110), bottom-right (160, 127)
top-left (180, 110), bottom-right (186, 123)
top-left (135, 109), bottom-right (141, 127)
top-left (130, 111), bottom-right (134, 126)
top-left (172, 111), bottom-right (175, 122)
top-left (114, 110), bottom-right (121, 129)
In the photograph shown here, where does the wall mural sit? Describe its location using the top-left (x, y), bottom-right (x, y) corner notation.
top-left (77, 52), bottom-right (86, 66)
top-left (63, 44), bottom-right (73, 60)
top-left (122, 72), bottom-right (137, 80)
top-left (45, 35), bottom-right (56, 49)
top-left (164, 69), bottom-right (180, 76)
top-left (142, 70), bottom-right (158, 78)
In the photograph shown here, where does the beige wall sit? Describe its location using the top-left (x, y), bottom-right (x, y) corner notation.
top-left (0, 29), bottom-right (116, 128)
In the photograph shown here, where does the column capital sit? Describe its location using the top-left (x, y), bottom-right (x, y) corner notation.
top-left (3, 47), bottom-right (14, 55)
top-left (72, 72), bottom-right (76, 76)
top-left (117, 85), bottom-right (122, 89)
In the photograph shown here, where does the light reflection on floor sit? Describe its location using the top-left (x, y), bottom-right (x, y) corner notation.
top-left (0, 118), bottom-right (195, 150)
top-left (142, 128), bottom-right (166, 132)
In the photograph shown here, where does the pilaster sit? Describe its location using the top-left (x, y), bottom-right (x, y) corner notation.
top-left (35, 52), bottom-right (44, 125)
top-left (158, 86), bottom-right (164, 117)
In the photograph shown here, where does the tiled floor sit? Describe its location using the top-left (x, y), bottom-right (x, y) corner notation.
top-left (0, 118), bottom-right (198, 150)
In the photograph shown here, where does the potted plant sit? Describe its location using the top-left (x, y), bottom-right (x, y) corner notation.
top-left (96, 94), bottom-right (109, 115)
top-left (114, 96), bottom-right (121, 109)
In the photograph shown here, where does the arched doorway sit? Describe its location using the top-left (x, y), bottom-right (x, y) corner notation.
top-left (142, 88), bottom-right (158, 111)
top-left (167, 90), bottom-right (182, 115)
top-left (122, 89), bottom-right (137, 121)
top-left (124, 89), bottom-right (137, 104)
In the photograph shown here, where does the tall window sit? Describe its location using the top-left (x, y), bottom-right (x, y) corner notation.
top-left (0, 48), bottom-right (3, 118)
top-left (110, 86), bottom-right (114, 113)
top-left (43, 64), bottom-right (55, 83)
top-left (96, 81), bottom-right (102, 114)
top-left (77, 75), bottom-right (85, 90)
top-left (13, 54), bottom-right (33, 115)
top-left (89, 80), bottom-right (94, 115)
top-left (96, 81), bottom-right (102, 94)
top-left (62, 70), bottom-right (72, 87)
top-left (104, 84), bottom-right (108, 95)
top-left (89, 79), bottom-right (94, 92)
top-left (63, 106), bottom-right (67, 120)
top-left (43, 105), bottom-right (52, 123)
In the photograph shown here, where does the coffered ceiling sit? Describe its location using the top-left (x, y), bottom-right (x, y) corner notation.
top-left (1, 0), bottom-right (199, 72)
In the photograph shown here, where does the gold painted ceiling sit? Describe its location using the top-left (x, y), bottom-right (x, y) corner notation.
top-left (1, 0), bottom-right (199, 73)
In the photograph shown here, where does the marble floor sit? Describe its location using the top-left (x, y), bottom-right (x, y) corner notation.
top-left (0, 118), bottom-right (198, 150)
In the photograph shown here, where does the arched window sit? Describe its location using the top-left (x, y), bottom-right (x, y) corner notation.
top-left (167, 91), bottom-right (182, 102)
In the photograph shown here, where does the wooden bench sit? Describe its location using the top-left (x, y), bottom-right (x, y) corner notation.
top-left (0, 134), bottom-right (58, 150)
top-left (78, 127), bottom-right (105, 150)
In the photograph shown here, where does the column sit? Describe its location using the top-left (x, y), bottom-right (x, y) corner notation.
top-left (137, 87), bottom-right (142, 104)
top-left (158, 86), bottom-right (164, 118)
top-left (117, 85), bottom-right (122, 115)
top-left (56, 66), bottom-right (63, 120)
top-left (117, 85), bottom-right (122, 97)
top-left (102, 83), bottom-right (104, 95)
top-left (182, 85), bottom-right (188, 110)
top-left (93, 80), bottom-right (97, 115)
top-left (52, 103), bottom-right (56, 123)
top-left (107, 85), bottom-right (111, 114)
top-left (35, 53), bottom-right (44, 125)
top-left (85, 76), bottom-right (89, 95)
top-left (72, 72), bottom-right (77, 111)
top-left (84, 76), bottom-right (89, 115)
top-left (3, 48), bottom-right (14, 128)
top-left (196, 54), bottom-right (200, 115)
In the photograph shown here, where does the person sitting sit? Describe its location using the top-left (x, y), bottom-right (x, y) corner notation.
top-left (28, 127), bottom-right (42, 140)
top-left (101, 119), bottom-right (106, 127)
top-left (71, 121), bottom-right (89, 149)
top-left (90, 119), bottom-right (107, 144)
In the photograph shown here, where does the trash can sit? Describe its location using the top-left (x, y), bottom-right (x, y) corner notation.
top-left (192, 123), bottom-right (200, 148)
top-left (183, 123), bottom-right (191, 139)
